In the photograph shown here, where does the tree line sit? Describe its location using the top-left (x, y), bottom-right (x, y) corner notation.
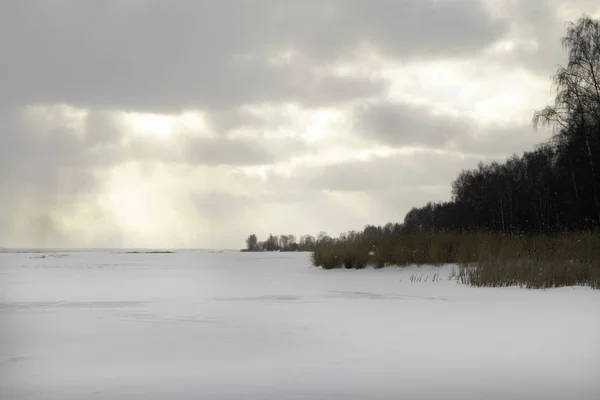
top-left (243, 233), bottom-right (318, 252)
top-left (402, 15), bottom-right (600, 236)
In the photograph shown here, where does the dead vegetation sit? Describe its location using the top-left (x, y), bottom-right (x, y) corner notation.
top-left (311, 233), bottom-right (600, 289)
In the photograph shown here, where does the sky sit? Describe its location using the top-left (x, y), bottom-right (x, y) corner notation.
top-left (1, 0), bottom-right (600, 249)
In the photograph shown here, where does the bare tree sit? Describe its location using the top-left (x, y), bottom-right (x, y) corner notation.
top-left (279, 235), bottom-right (290, 251)
top-left (245, 234), bottom-right (258, 251)
top-left (533, 15), bottom-right (600, 224)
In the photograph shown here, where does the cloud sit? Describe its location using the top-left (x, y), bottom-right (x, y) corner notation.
top-left (263, 150), bottom-right (498, 193)
top-left (0, 0), bottom-right (506, 112)
top-left (482, 0), bottom-right (600, 77)
top-left (356, 101), bottom-right (466, 149)
top-left (354, 100), bottom-right (552, 156)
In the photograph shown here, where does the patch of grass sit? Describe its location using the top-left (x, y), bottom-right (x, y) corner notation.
top-left (458, 259), bottom-right (600, 289)
top-left (312, 240), bottom-right (370, 270)
top-left (311, 232), bottom-right (600, 289)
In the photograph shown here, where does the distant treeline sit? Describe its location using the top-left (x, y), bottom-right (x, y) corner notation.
top-left (242, 233), bottom-right (317, 252)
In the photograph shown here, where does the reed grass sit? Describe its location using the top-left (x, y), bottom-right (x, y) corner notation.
top-left (311, 232), bottom-right (600, 289)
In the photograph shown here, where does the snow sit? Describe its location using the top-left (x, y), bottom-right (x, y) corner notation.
top-left (1, 250), bottom-right (599, 399)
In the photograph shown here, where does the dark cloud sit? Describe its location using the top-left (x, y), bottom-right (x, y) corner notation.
top-left (273, 151), bottom-right (497, 193)
top-left (308, 0), bottom-right (507, 60)
top-left (185, 136), bottom-right (308, 166)
top-left (0, 110), bottom-right (100, 247)
top-left (355, 100), bottom-right (552, 156)
top-left (0, 0), bottom-right (506, 113)
top-left (486, 0), bottom-right (600, 77)
top-left (508, 0), bottom-right (564, 75)
top-left (84, 110), bottom-right (124, 147)
top-left (356, 101), bottom-right (466, 148)
top-left (0, 109), bottom-right (96, 196)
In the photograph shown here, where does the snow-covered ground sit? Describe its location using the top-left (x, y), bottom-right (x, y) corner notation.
top-left (1, 250), bottom-right (599, 400)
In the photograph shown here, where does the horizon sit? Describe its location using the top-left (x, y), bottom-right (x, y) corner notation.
top-left (0, 247), bottom-right (235, 253)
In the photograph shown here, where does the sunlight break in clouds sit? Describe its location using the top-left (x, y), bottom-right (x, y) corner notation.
top-left (122, 113), bottom-right (175, 138)
top-left (233, 103), bottom-right (345, 144)
top-left (120, 111), bottom-right (211, 138)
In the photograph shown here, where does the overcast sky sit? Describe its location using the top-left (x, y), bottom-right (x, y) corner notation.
top-left (1, 0), bottom-right (599, 249)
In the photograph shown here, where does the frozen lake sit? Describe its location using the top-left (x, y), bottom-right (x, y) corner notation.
top-left (1, 250), bottom-right (599, 399)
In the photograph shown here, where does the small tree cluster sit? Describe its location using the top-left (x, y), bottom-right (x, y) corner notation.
top-left (243, 233), bottom-right (317, 252)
